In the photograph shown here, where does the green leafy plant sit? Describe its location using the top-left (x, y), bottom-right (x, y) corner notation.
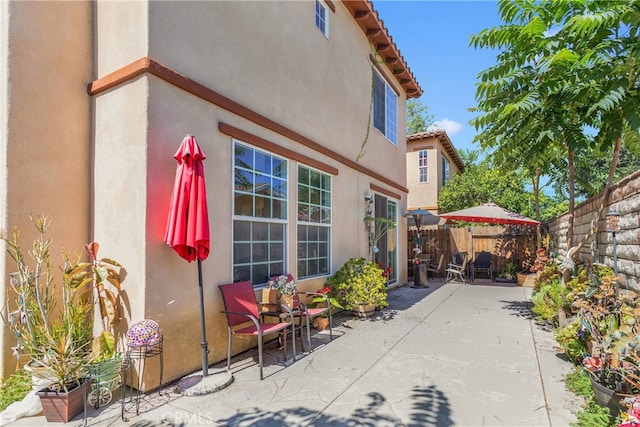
top-left (1, 215), bottom-right (126, 392)
top-left (572, 276), bottom-right (634, 359)
top-left (326, 257), bottom-right (388, 310)
top-left (565, 367), bottom-right (593, 397)
top-left (532, 278), bottom-right (569, 324)
top-left (564, 368), bottom-right (620, 427)
top-left (499, 262), bottom-right (517, 279)
top-left (83, 242), bottom-right (126, 362)
top-left (1, 215), bottom-right (93, 392)
top-left (0, 369), bottom-right (31, 411)
top-left (573, 398), bottom-right (617, 427)
top-left (555, 318), bottom-right (588, 362)
top-left (311, 286), bottom-right (342, 311)
top-left (534, 263), bottom-right (561, 292)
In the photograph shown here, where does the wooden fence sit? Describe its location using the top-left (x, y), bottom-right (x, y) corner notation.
top-left (408, 225), bottom-right (538, 274)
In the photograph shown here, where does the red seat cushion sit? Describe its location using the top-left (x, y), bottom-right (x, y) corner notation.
top-left (234, 322), bottom-right (290, 336)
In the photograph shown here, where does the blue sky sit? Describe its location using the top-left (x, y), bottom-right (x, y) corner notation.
top-left (373, 1), bottom-right (503, 153)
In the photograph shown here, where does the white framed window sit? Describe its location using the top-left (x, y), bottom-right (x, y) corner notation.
top-left (233, 142), bottom-right (287, 286)
top-left (418, 150), bottom-right (428, 183)
top-left (315, 0), bottom-right (329, 38)
top-left (373, 70), bottom-right (398, 145)
top-left (297, 166), bottom-right (331, 279)
top-left (442, 156), bottom-right (450, 186)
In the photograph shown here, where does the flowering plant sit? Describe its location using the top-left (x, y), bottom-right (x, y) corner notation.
top-left (582, 355), bottom-right (603, 372)
top-left (530, 248), bottom-right (550, 273)
top-left (377, 263), bottom-right (393, 279)
top-left (619, 395), bottom-right (640, 427)
top-left (267, 275), bottom-right (297, 296)
top-left (412, 246), bottom-right (422, 265)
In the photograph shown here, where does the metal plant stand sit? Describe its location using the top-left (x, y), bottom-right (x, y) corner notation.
top-left (120, 337), bottom-right (164, 422)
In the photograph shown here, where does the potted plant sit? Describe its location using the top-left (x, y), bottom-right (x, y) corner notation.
top-left (497, 262), bottom-right (517, 282)
top-left (518, 248), bottom-right (549, 286)
top-left (1, 215), bottom-right (93, 422)
top-left (326, 257), bottom-right (388, 318)
top-left (83, 242), bottom-right (126, 408)
top-left (1, 215), bottom-right (127, 421)
top-left (272, 275), bottom-right (297, 310)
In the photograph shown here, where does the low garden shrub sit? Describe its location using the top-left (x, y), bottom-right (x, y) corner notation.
top-left (0, 369), bottom-right (31, 411)
top-left (532, 277), bottom-right (568, 324)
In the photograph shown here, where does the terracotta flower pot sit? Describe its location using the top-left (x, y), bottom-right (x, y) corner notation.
top-left (312, 317), bottom-right (329, 330)
top-left (37, 378), bottom-right (91, 423)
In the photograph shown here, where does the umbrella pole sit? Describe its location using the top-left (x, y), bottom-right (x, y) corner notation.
top-left (174, 259), bottom-right (233, 397)
top-left (197, 259), bottom-right (209, 377)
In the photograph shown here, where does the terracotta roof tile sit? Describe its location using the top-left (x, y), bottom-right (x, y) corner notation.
top-left (408, 130), bottom-right (465, 171)
top-left (342, 1), bottom-right (423, 98)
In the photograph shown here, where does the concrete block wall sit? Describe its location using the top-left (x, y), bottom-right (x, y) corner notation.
top-left (547, 170), bottom-right (640, 291)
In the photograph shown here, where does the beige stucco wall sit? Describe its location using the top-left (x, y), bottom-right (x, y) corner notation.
top-left (145, 1), bottom-right (406, 185)
top-left (140, 1), bottom-right (406, 384)
top-left (2, 0), bottom-right (410, 385)
top-left (95, 1), bottom-right (148, 77)
top-left (0, 1), bottom-right (93, 377)
top-left (407, 137), bottom-right (461, 213)
top-left (0, 0), bottom-right (9, 380)
top-left (407, 140), bottom-right (439, 210)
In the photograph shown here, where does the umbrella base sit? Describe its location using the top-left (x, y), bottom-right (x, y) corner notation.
top-left (175, 368), bottom-right (233, 396)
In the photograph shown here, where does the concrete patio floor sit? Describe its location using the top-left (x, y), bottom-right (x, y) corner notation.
top-left (6, 279), bottom-right (582, 426)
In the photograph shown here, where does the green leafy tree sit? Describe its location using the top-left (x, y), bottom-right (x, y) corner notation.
top-left (569, 143), bottom-right (640, 199)
top-left (438, 150), bottom-right (527, 215)
top-left (438, 150), bottom-right (565, 222)
top-left (406, 99), bottom-right (434, 135)
top-left (471, 0), bottom-right (640, 251)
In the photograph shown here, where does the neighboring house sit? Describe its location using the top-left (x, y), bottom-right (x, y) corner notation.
top-left (406, 130), bottom-right (464, 214)
top-left (0, 1), bottom-right (421, 385)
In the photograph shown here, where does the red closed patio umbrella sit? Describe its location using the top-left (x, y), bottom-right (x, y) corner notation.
top-left (164, 135), bottom-right (211, 379)
top-left (165, 135), bottom-right (210, 262)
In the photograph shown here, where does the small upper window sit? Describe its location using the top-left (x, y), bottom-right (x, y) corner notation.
top-left (418, 150), bottom-right (428, 183)
top-left (315, 1), bottom-right (329, 38)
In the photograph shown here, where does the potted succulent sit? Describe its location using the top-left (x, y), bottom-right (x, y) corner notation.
top-left (1, 215), bottom-right (127, 421)
top-left (326, 257), bottom-right (388, 318)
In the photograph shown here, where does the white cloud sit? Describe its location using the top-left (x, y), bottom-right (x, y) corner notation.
top-left (429, 119), bottom-right (463, 135)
